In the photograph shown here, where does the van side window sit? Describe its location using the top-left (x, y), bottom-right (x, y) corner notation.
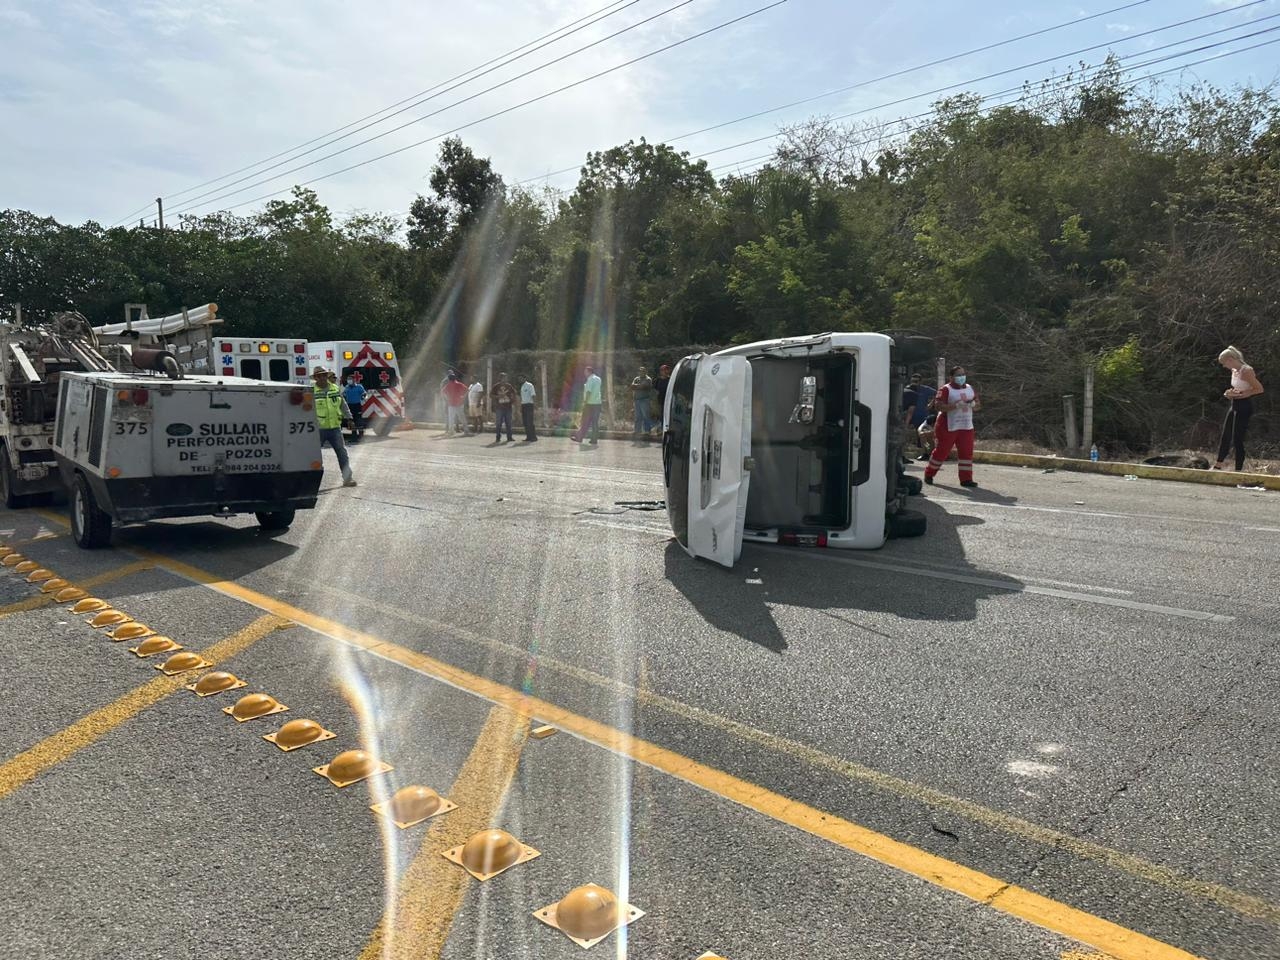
top-left (268, 359), bottom-right (290, 382)
top-left (240, 359), bottom-right (262, 379)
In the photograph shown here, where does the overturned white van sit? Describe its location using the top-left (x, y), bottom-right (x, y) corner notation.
top-left (662, 332), bottom-right (930, 568)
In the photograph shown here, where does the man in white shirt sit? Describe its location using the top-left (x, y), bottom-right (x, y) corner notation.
top-left (467, 376), bottom-right (485, 436)
top-left (520, 375), bottom-right (538, 442)
top-left (570, 366), bottom-right (604, 445)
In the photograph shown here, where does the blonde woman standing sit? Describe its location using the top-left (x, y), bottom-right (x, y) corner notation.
top-left (1213, 346), bottom-right (1264, 471)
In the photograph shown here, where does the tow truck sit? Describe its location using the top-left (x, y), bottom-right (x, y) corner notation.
top-left (0, 306), bottom-right (115, 507)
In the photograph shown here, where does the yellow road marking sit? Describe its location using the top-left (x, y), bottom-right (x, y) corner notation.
top-left (108, 543), bottom-right (1205, 960)
top-left (251, 570), bottom-right (1280, 928)
top-left (12, 531), bottom-right (64, 546)
top-left (359, 705), bottom-right (528, 960)
top-left (0, 560), bottom-right (154, 618)
top-left (0, 614), bottom-right (290, 802)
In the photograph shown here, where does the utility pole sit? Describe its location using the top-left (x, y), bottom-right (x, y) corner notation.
top-left (1082, 365), bottom-right (1095, 454)
top-left (1063, 394), bottom-right (1078, 451)
top-left (156, 197), bottom-right (164, 231)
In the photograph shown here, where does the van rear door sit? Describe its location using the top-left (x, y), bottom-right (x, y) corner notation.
top-left (663, 355), bottom-right (752, 568)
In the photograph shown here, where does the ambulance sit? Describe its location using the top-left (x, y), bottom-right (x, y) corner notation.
top-left (211, 338), bottom-right (311, 386)
top-left (307, 340), bottom-right (404, 435)
top-left (662, 332), bottom-right (932, 568)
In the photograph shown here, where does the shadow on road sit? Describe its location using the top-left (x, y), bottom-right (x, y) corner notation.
top-left (109, 520), bottom-right (300, 583)
top-left (663, 498), bottom-right (1024, 654)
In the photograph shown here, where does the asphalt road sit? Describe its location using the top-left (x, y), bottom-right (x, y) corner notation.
top-left (0, 429), bottom-right (1276, 960)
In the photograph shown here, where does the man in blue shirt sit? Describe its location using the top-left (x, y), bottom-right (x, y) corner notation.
top-left (342, 375), bottom-right (368, 442)
top-left (902, 373), bottom-right (936, 461)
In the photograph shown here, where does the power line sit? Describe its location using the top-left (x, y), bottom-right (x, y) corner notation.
top-left (167, 0), bottom-right (790, 218)
top-left (108, 0), bottom-right (642, 226)
top-left (518, 0), bottom-right (1270, 186)
top-left (710, 33), bottom-right (1280, 179)
top-left (165, 0), bottom-right (703, 217)
top-left (693, 13), bottom-right (1280, 165)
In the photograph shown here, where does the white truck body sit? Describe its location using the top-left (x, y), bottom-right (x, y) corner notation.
top-left (54, 371), bottom-right (322, 536)
top-left (307, 340), bottom-right (404, 433)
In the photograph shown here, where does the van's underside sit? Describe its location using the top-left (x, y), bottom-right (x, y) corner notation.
top-left (744, 353), bottom-right (854, 535)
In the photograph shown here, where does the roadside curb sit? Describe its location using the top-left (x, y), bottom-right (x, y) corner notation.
top-left (408, 421), bottom-right (1276, 490)
top-left (972, 449), bottom-right (1280, 491)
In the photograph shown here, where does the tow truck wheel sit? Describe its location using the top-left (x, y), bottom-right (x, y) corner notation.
top-left (255, 510), bottom-right (295, 532)
top-left (0, 448), bottom-right (21, 509)
top-left (887, 507), bottom-right (927, 539)
top-left (71, 474), bottom-right (112, 548)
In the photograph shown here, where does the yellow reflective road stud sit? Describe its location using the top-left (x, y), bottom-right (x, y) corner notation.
top-left (72, 598), bottom-right (108, 614)
top-left (39, 579), bottom-right (71, 594)
top-left (108, 623), bottom-right (153, 642)
top-left (25, 569), bottom-right (56, 583)
top-left (313, 749), bottom-right (390, 788)
top-left (12, 561), bottom-right (37, 575)
top-left (534, 884), bottom-right (643, 949)
top-left (53, 587), bottom-right (87, 603)
top-left (443, 829), bottom-right (538, 881)
top-left (262, 718), bottom-right (335, 752)
top-left (156, 652), bottom-right (211, 676)
top-left (223, 693), bottom-right (288, 722)
top-left (1, 555), bottom-right (26, 567)
top-left (185, 672), bottom-right (247, 697)
top-left (89, 610), bottom-right (131, 629)
top-left (130, 637), bottom-right (182, 658)
top-left (370, 785), bottom-right (457, 830)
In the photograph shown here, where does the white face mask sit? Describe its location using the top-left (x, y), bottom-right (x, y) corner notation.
top-left (953, 375), bottom-right (967, 386)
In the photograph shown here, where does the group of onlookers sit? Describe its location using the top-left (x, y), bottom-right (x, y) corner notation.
top-left (438, 362), bottom-right (673, 446)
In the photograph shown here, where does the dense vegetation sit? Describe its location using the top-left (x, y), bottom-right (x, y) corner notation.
top-left (2, 68), bottom-right (1276, 452)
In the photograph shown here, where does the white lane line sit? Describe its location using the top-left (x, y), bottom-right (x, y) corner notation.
top-left (880, 556), bottom-right (1135, 596)
top-left (417, 451), bottom-right (657, 480)
top-left (755, 545), bottom-right (1234, 623)
top-left (413, 457), bottom-right (659, 488)
top-left (928, 496), bottom-right (1280, 534)
top-left (579, 518), bottom-right (671, 536)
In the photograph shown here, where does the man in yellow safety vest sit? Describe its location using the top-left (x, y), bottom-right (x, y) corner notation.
top-left (312, 367), bottom-right (358, 487)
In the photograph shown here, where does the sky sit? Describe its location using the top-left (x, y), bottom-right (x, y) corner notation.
top-left (1, 0), bottom-right (1277, 227)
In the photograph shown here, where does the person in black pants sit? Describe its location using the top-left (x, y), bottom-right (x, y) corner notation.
top-left (520, 374), bottom-right (538, 442)
top-left (1213, 345), bottom-right (1264, 472)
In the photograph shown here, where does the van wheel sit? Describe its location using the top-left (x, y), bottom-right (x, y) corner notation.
top-left (71, 474), bottom-right (112, 548)
top-left (901, 475), bottom-right (924, 497)
top-left (0, 449), bottom-right (22, 509)
top-left (887, 508), bottom-right (927, 539)
top-left (255, 510), bottom-right (295, 532)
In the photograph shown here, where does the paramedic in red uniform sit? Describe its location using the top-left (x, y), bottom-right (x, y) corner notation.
top-left (925, 365), bottom-right (981, 488)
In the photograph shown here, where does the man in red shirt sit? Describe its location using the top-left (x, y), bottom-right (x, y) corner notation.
top-left (441, 370), bottom-right (470, 436)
